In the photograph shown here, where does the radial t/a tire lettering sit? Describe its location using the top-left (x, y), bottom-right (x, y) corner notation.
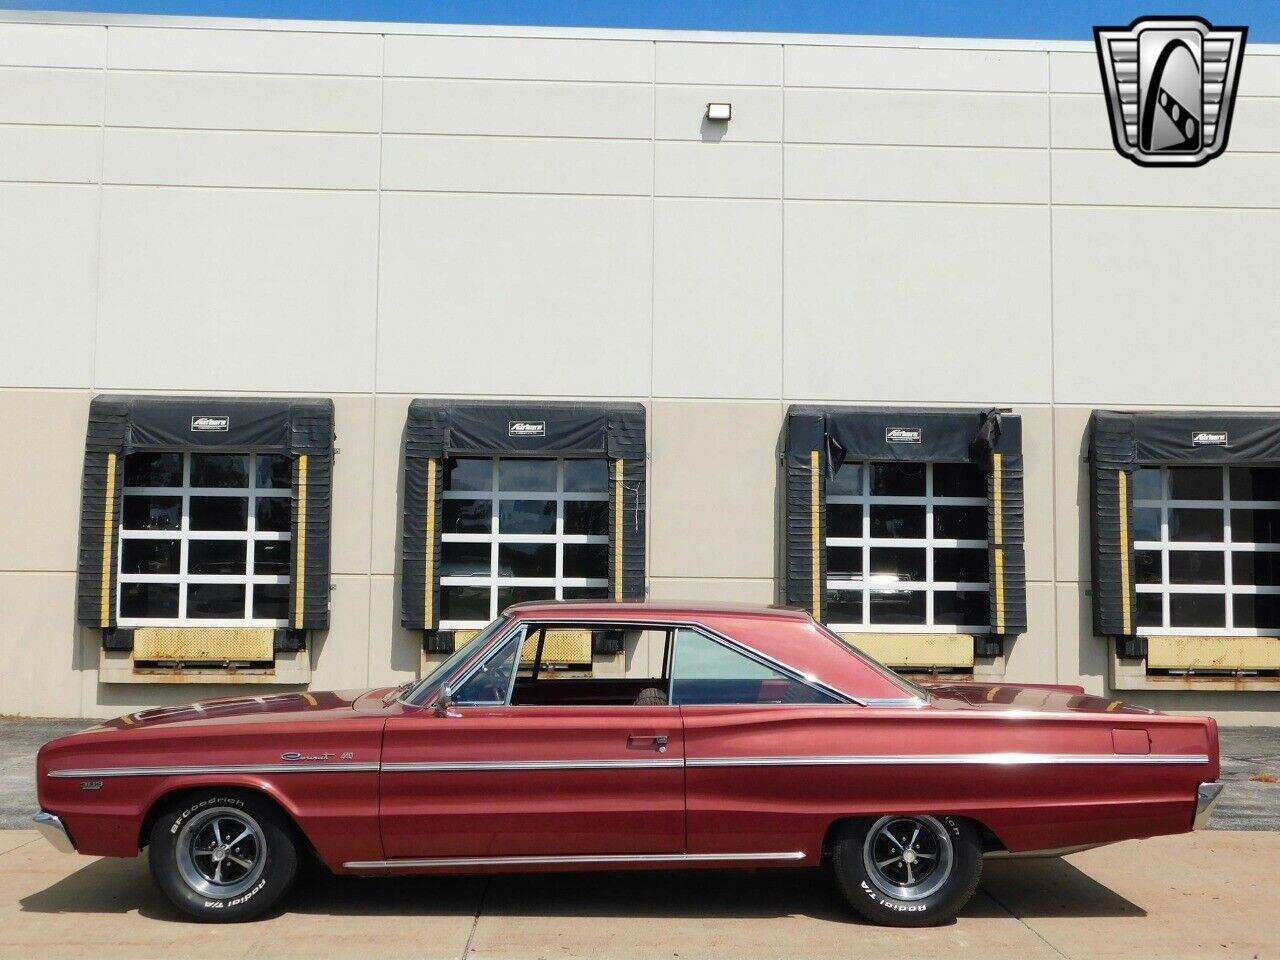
top-left (147, 790), bottom-right (299, 923)
top-left (829, 814), bottom-right (982, 927)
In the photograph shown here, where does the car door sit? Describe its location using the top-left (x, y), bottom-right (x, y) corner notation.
top-left (672, 626), bottom-right (869, 860)
top-left (380, 626), bottom-right (685, 860)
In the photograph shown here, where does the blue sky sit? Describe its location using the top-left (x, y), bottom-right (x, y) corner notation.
top-left (7, 1), bottom-right (1280, 42)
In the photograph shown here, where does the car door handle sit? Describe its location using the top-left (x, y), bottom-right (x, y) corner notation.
top-left (627, 734), bottom-right (669, 753)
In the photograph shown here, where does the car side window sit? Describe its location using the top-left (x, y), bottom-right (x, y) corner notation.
top-left (452, 630), bottom-right (524, 705)
top-left (669, 628), bottom-right (838, 706)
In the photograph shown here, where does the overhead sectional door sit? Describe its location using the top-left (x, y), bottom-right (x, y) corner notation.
top-left (75, 395), bottom-right (334, 671)
top-left (400, 399), bottom-right (647, 653)
top-left (1090, 410), bottom-right (1280, 679)
top-left (783, 406), bottom-right (1026, 669)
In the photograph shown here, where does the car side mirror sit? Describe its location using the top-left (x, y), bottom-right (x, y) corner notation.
top-left (434, 684), bottom-right (460, 718)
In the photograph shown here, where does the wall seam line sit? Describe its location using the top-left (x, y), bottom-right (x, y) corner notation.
top-left (1046, 50), bottom-right (1061, 685)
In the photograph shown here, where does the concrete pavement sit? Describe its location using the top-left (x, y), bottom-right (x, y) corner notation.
top-left (0, 829), bottom-right (1275, 960)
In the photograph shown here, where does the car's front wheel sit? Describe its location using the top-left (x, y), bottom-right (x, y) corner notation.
top-left (148, 791), bottom-right (298, 922)
top-left (829, 814), bottom-right (981, 927)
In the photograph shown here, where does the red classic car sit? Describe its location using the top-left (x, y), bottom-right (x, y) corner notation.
top-left (35, 601), bottom-right (1223, 926)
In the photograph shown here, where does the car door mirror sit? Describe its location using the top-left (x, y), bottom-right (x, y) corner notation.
top-left (434, 684), bottom-right (460, 718)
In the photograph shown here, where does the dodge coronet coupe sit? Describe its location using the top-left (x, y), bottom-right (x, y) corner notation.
top-left (35, 601), bottom-right (1224, 926)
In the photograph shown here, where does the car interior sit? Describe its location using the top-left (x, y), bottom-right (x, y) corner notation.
top-left (452, 622), bottom-right (839, 708)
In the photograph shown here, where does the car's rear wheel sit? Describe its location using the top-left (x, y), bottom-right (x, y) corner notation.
top-left (148, 791), bottom-right (298, 922)
top-left (830, 814), bottom-right (981, 927)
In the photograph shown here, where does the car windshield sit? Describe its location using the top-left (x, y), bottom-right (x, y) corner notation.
top-left (401, 616), bottom-right (510, 706)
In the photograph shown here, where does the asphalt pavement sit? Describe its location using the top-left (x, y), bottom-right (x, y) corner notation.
top-left (2, 718), bottom-right (1277, 830)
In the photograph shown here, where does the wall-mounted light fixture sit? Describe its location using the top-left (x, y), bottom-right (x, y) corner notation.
top-left (705, 102), bottom-right (732, 122)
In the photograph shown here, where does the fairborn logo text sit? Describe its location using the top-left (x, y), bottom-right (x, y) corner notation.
top-left (1192, 431), bottom-right (1229, 446)
top-left (1094, 16), bottom-right (1247, 167)
top-left (190, 416), bottom-right (229, 432)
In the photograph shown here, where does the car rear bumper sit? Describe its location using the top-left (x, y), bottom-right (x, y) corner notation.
top-left (33, 811), bottom-right (75, 853)
top-left (1193, 781), bottom-right (1226, 830)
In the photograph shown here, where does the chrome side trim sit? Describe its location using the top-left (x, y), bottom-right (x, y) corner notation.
top-left (47, 753), bottom-right (1211, 779)
top-left (1194, 781), bottom-right (1226, 830)
top-left (860, 697), bottom-right (928, 708)
top-left (687, 753), bottom-right (1211, 768)
top-left (343, 851), bottom-right (806, 870)
top-left (47, 762), bottom-right (380, 779)
top-left (984, 842), bottom-right (1108, 860)
top-left (382, 758), bottom-right (683, 773)
top-left (32, 811), bottom-right (75, 853)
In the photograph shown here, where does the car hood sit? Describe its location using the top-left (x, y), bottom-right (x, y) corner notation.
top-left (98, 688), bottom-right (378, 731)
top-left (924, 681), bottom-right (1158, 715)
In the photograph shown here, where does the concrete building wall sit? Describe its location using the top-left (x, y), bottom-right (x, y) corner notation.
top-left (2, 13), bottom-right (1280, 721)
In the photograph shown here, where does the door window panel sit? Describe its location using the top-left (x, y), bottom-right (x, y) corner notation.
top-left (670, 628), bottom-right (837, 706)
top-left (255, 454), bottom-right (293, 490)
top-left (870, 462), bottom-right (925, 497)
top-left (121, 539), bottom-right (180, 575)
top-left (870, 504), bottom-right (926, 539)
top-left (442, 542), bottom-right (490, 577)
top-left (563, 458), bottom-right (608, 493)
top-left (563, 543), bottom-right (608, 579)
top-left (443, 499), bottom-right (491, 534)
top-left (190, 454), bottom-right (248, 488)
top-left (1168, 467), bottom-right (1222, 500)
top-left (186, 583), bottom-right (246, 619)
top-left (564, 500), bottom-right (608, 536)
top-left (933, 590), bottom-right (990, 627)
top-left (254, 541), bottom-right (291, 576)
top-left (826, 546), bottom-right (862, 579)
top-left (869, 547), bottom-right (925, 582)
top-left (189, 496), bottom-right (248, 531)
top-left (498, 458), bottom-right (557, 491)
top-left (440, 585), bottom-right (491, 622)
top-left (1234, 594), bottom-right (1280, 630)
top-left (826, 503), bottom-right (862, 538)
top-left (444, 457), bottom-right (493, 491)
top-left (498, 543), bottom-right (555, 578)
top-left (1233, 509), bottom-right (1280, 544)
top-left (123, 495), bottom-right (181, 531)
top-left (1169, 594), bottom-right (1226, 629)
top-left (121, 582), bottom-right (179, 619)
top-left (870, 589), bottom-right (927, 625)
top-left (254, 496), bottom-right (291, 533)
top-left (188, 540), bottom-right (247, 575)
top-left (828, 461), bottom-right (864, 496)
top-left (124, 452), bottom-right (182, 488)
top-left (1167, 508), bottom-right (1222, 542)
top-left (499, 500), bottom-right (556, 535)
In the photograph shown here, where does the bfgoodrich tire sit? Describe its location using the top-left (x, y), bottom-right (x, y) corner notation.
top-left (830, 815), bottom-right (981, 927)
top-left (148, 791), bottom-right (299, 922)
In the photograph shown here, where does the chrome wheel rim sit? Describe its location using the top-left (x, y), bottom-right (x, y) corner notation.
top-left (862, 815), bottom-right (954, 902)
top-left (175, 807), bottom-right (267, 900)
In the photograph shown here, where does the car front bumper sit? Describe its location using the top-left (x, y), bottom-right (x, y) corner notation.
top-left (1193, 781), bottom-right (1226, 830)
top-left (33, 811), bottom-right (75, 853)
